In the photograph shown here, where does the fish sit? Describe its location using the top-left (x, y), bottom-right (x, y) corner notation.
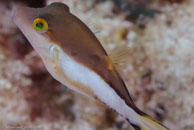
top-left (12, 2), bottom-right (169, 130)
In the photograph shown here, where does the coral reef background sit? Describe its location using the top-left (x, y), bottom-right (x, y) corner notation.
top-left (0, 0), bottom-right (194, 130)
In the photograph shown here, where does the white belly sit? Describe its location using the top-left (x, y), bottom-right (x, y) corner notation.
top-left (42, 44), bottom-right (142, 126)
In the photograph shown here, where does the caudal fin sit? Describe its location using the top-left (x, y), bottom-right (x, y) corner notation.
top-left (138, 116), bottom-right (169, 130)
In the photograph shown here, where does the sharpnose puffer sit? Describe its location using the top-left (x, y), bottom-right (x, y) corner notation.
top-left (12, 2), bottom-right (169, 130)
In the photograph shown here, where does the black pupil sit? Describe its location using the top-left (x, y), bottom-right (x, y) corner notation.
top-left (36, 22), bottom-right (44, 29)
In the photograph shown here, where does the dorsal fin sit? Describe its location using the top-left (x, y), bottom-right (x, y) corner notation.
top-left (109, 45), bottom-right (131, 72)
top-left (85, 21), bottom-right (101, 34)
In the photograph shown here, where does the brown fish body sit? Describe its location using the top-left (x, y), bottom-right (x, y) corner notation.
top-left (48, 6), bottom-right (141, 112)
top-left (12, 3), bottom-right (169, 130)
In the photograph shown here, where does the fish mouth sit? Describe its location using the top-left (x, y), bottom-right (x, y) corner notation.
top-left (11, 6), bottom-right (16, 21)
top-left (11, 6), bottom-right (39, 30)
top-left (11, 6), bottom-right (22, 26)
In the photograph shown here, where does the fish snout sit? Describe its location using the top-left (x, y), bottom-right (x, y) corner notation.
top-left (11, 6), bottom-right (16, 19)
top-left (11, 6), bottom-right (38, 28)
top-left (11, 6), bottom-right (25, 26)
top-left (11, 6), bottom-right (19, 24)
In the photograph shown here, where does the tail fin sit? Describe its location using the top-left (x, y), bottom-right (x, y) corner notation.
top-left (138, 116), bottom-right (169, 130)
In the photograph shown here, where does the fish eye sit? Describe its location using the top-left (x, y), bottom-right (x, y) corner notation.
top-left (33, 18), bottom-right (48, 33)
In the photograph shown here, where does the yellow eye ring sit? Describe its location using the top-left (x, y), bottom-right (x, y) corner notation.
top-left (33, 18), bottom-right (48, 33)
